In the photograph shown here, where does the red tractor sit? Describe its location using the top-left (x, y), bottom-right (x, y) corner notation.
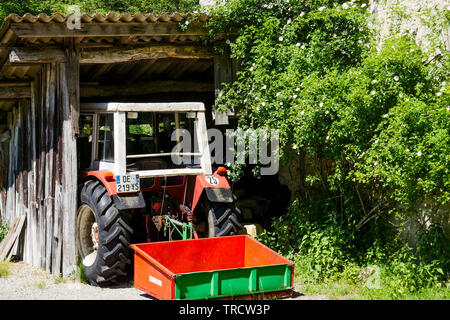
top-left (76, 102), bottom-right (242, 286)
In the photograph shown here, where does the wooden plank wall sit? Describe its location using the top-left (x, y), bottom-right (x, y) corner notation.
top-left (0, 56), bottom-right (79, 276)
top-left (0, 120), bottom-right (11, 220)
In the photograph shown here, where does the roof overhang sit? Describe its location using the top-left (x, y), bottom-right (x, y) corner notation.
top-left (0, 12), bottom-right (217, 112)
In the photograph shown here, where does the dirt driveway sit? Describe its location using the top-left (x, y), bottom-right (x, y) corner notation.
top-left (0, 261), bottom-right (326, 300)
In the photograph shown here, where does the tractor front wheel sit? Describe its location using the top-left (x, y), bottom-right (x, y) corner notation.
top-left (76, 180), bottom-right (133, 286)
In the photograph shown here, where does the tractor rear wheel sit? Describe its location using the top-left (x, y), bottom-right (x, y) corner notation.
top-left (199, 199), bottom-right (243, 237)
top-left (76, 180), bottom-right (133, 286)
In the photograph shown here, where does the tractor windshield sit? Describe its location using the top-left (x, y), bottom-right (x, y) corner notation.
top-left (125, 112), bottom-right (199, 172)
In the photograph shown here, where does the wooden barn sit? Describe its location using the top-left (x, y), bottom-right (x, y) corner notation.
top-left (0, 12), bottom-right (237, 276)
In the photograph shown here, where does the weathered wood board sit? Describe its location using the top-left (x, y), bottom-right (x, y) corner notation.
top-left (0, 215), bottom-right (26, 260)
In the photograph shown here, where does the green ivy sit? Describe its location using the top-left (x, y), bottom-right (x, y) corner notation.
top-left (207, 0), bottom-right (449, 286)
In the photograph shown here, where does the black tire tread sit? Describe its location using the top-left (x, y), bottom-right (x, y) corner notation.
top-left (205, 200), bottom-right (242, 238)
top-left (78, 180), bottom-right (132, 287)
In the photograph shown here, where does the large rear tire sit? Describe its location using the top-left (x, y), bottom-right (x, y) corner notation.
top-left (198, 199), bottom-right (243, 237)
top-left (76, 180), bottom-right (133, 286)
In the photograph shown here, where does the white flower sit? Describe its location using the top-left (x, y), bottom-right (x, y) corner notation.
top-left (287, 19), bottom-right (291, 24)
top-left (249, 67), bottom-right (254, 72)
top-left (437, 92), bottom-right (442, 96)
top-left (295, 87), bottom-right (300, 91)
top-left (318, 6), bottom-right (326, 11)
top-left (417, 150), bottom-right (422, 157)
top-left (342, 3), bottom-right (348, 9)
top-left (399, 93), bottom-right (403, 98)
top-left (279, 36), bottom-right (284, 41)
top-left (280, 102), bottom-right (283, 106)
top-left (292, 144), bottom-right (297, 150)
top-left (262, 85), bottom-right (267, 89)
top-left (372, 79), bottom-right (377, 84)
top-left (447, 106), bottom-right (450, 112)
top-left (293, 94), bottom-right (298, 99)
top-left (256, 106), bottom-right (260, 111)
top-left (374, 139), bottom-right (379, 144)
top-left (300, 12), bottom-right (305, 17)
top-left (383, 113), bottom-right (388, 118)
top-left (261, 102), bottom-right (266, 106)
top-left (319, 102), bottom-right (324, 107)
top-left (374, 161), bottom-right (377, 166)
top-left (185, 20), bottom-right (190, 25)
top-left (406, 148), bottom-right (410, 152)
top-left (300, 110), bottom-right (305, 115)
top-left (434, 76), bottom-right (440, 81)
top-left (361, 3), bottom-right (366, 8)
top-left (301, 44), bottom-right (305, 50)
top-left (326, 135), bottom-right (330, 140)
top-left (371, 90), bottom-right (376, 95)
top-left (394, 75), bottom-right (399, 81)
top-left (226, 39), bottom-right (231, 45)
top-left (276, 92), bottom-right (281, 97)
top-left (325, 110), bottom-right (329, 115)
top-left (296, 43), bottom-right (301, 47)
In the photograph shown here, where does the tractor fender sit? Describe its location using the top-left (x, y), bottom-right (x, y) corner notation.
top-left (191, 173), bottom-right (234, 211)
top-left (80, 170), bottom-right (146, 210)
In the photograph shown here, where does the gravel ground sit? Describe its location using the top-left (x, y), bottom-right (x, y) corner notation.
top-left (0, 261), bottom-right (326, 300)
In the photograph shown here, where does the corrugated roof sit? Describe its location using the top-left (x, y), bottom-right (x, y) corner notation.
top-left (0, 12), bottom-right (209, 41)
top-left (2, 11), bottom-right (207, 25)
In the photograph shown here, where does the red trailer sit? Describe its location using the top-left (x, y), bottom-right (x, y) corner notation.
top-left (131, 235), bottom-right (294, 300)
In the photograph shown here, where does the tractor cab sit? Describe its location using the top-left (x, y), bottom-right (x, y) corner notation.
top-left (76, 102), bottom-right (242, 286)
top-left (78, 102), bottom-right (212, 177)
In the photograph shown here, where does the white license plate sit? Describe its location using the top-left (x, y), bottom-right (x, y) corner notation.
top-left (116, 174), bottom-right (140, 193)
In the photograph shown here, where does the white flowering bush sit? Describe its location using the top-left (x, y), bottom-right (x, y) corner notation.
top-left (206, 0), bottom-right (449, 279)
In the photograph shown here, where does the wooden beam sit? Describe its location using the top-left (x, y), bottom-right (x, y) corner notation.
top-left (0, 30), bottom-right (18, 74)
top-left (79, 45), bottom-right (213, 64)
top-left (8, 45), bottom-right (213, 65)
top-left (166, 58), bottom-right (199, 79)
top-left (10, 22), bottom-right (208, 38)
top-left (9, 47), bottom-right (66, 64)
top-left (0, 80), bottom-right (30, 87)
top-left (84, 64), bottom-right (112, 81)
top-left (64, 38), bottom-right (80, 137)
top-left (0, 86), bottom-right (31, 99)
top-left (80, 80), bottom-right (214, 97)
top-left (81, 102), bottom-right (206, 113)
top-left (128, 60), bottom-right (157, 82)
top-left (119, 35), bottom-right (136, 45)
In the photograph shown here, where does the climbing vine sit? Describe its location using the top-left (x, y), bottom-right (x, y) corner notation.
top-left (205, 0), bottom-right (449, 289)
